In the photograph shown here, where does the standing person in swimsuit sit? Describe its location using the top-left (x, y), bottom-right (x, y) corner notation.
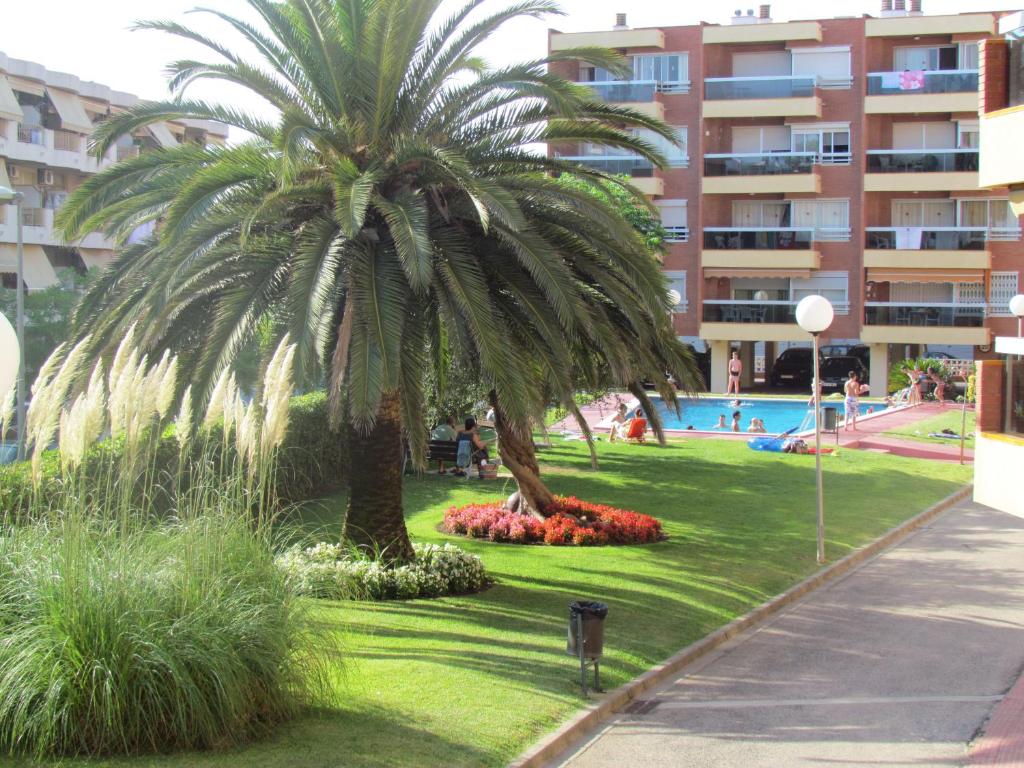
top-left (904, 364), bottom-right (923, 405)
top-left (843, 371), bottom-right (868, 431)
top-left (726, 350), bottom-right (742, 395)
top-left (927, 367), bottom-right (947, 406)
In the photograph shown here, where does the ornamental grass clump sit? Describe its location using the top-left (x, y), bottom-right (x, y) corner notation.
top-left (0, 336), bottom-right (323, 759)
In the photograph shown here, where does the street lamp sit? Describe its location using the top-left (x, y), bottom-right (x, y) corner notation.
top-left (0, 184), bottom-right (26, 460)
top-left (1010, 294), bottom-right (1024, 337)
top-left (796, 294), bottom-right (834, 565)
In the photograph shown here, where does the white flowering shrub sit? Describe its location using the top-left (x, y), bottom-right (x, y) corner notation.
top-left (276, 542), bottom-right (488, 601)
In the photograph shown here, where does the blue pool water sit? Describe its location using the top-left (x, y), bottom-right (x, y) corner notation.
top-left (639, 396), bottom-right (889, 435)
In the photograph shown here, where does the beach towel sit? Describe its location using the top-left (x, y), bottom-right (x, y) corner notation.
top-left (899, 70), bottom-right (925, 90)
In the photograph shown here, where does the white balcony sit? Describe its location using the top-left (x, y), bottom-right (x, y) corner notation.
top-left (0, 205), bottom-right (114, 250)
top-left (0, 121), bottom-right (117, 173)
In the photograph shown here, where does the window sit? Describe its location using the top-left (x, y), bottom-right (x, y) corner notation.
top-left (1, 273), bottom-right (18, 290)
top-left (891, 121), bottom-right (956, 149)
top-left (989, 271), bottom-right (1021, 316)
top-left (664, 271), bottom-right (688, 312)
top-left (894, 45), bottom-right (959, 72)
top-left (655, 200), bottom-right (687, 242)
top-left (791, 272), bottom-right (850, 314)
top-left (732, 50), bottom-right (791, 77)
top-left (790, 46), bottom-right (852, 88)
top-left (730, 200), bottom-right (790, 227)
top-left (958, 41), bottom-right (980, 71)
top-left (637, 127), bottom-right (687, 167)
top-left (791, 123), bottom-right (851, 164)
top-left (581, 53), bottom-right (689, 93)
top-left (730, 125), bottom-right (790, 154)
top-left (633, 54), bottom-right (689, 93)
top-left (957, 199), bottom-right (1020, 238)
top-left (792, 199), bottom-right (850, 240)
top-left (892, 199), bottom-right (955, 227)
top-left (957, 120), bottom-right (979, 149)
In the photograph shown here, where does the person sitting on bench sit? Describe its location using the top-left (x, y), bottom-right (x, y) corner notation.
top-left (431, 416), bottom-right (458, 474)
top-left (455, 417), bottom-right (490, 478)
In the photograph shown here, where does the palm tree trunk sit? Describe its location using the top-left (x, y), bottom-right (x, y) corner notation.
top-left (344, 389), bottom-right (415, 563)
top-left (489, 390), bottom-right (556, 518)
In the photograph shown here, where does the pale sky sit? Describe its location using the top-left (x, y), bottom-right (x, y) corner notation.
top-left (2, 0), bottom-right (1019, 134)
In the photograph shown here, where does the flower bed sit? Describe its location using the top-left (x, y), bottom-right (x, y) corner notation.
top-left (443, 496), bottom-right (663, 546)
top-left (276, 542), bottom-right (489, 600)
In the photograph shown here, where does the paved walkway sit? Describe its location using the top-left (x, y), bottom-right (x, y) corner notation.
top-left (551, 501), bottom-right (1024, 767)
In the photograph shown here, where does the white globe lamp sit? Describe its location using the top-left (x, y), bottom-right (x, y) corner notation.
top-left (795, 294), bottom-right (834, 335)
top-left (0, 311), bottom-right (16, 406)
top-left (1010, 294), bottom-right (1024, 337)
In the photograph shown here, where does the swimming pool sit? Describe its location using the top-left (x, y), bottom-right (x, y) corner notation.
top-left (616, 396), bottom-right (892, 435)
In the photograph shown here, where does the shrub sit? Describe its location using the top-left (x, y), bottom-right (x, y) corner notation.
top-left (443, 496), bottom-right (663, 546)
top-left (887, 357), bottom-right (955, 395)
top-left (0, 390), bottom-right (347, 518)
top-left (277, 542), bottom-right (489, 601)
top-left (0, 512), bottom-right (315, 758)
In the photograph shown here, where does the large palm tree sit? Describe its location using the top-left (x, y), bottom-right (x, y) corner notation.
top-left (58, 0), bottom-right (693, 561)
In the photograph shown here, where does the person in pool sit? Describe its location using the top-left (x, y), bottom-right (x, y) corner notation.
top-left (714, 414), bottom-right (727, 430)
top-left (731, 411), bottom-right (741, 432)
top-left (746, 417), bottom-right (766, 434)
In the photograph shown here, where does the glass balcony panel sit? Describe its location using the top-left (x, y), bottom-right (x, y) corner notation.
top-left (863, 303), bottom-right (985, 327)
top-left (865, 149), bottom-right (979, 173)
top-left (866, 70), bottom-right (979, 95)
top-left (702, 301), bottom-right (799, 324)
top-left (864, 228), bottom-right (987, 250)
top-left (704, 151), bottom-right (815, 176)
top-left (554, 155), bottom-right (654, 176)
top-left (579, 80), bottom-right (657, 103)
top-left (703, 228), bottom-right (814, 250)
top-left (704, 76), bottom-right (815, 100)
top-left (20, 208), bottom-right (46, 227)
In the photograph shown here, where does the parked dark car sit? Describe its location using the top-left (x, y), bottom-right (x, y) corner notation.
top-left (769, 347), bottom-right (814, 388)
top-left (847, 344), bottom-right (871, 368)
top-left (818, 356), bottom-right (868, 394)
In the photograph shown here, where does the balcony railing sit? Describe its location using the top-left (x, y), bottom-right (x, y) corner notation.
top-left (865, 227), bottom-right (987, 250)
top-left (866, 69), bottom-right (979, 95)
top-left (16, 124), bottom-right (44, 145)
top-left (865, 149), bottom-right (979, 173)
top-left (704, 151), bottom-right (816, 177)
top-left (864, 302), bottom-right (985, 327)
top-left (576, 80), bottom-right (657, 103)
top-left (53, 130), bottom-right (81, 152)
top-left (664, 226), bottom-right (689, 243)
top-left (20, 208), bottom-right (46, 227)
top-left (704, 75), bottom-right (816, 100)
top-left (702, 300), bottom-right (800, 324)
top-left (553, 155), bottom-right (654, 176)
top-left (703, 227), bottom-right (814, 250)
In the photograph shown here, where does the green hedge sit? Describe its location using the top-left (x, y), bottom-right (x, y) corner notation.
top-left (0, 391), bottom-right (347, 516)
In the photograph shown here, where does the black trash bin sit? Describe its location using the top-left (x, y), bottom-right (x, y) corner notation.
top-left (822, 406), bottom-right (838, 432)
top-left (567, 601), bottom-right (608, 660)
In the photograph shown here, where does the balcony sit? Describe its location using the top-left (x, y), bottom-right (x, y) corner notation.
top-left (864, 148), bottom-right (979, 191)
top-left (700, 300), bottom-right (813, 342)
top-left (575, 80), bottom-right (666, 120)
top-left (17, 123), bottom-right (44, 145)
top-left (20, 207), bottom-right (46, 227)
top-left (703, 20), bottom-right (822, 45)
top-left (703, 76), bottom-right (820, 118)
top-left (550, 28), bottom-right (665, 52)
top-left (702, 151), bottom-right (820, 194)
top-left (864, 13), bottom-right (995, 37)
top-left (864, 227), bottom-right (992, 270)
top-left (702, 227), bottom-right (820, 270)
top-left (864, 70), bottom-right (979, 114)
top-left (53, 130), bottom-right (81, 152)
top-left (554, 154), bottom-right (653, 176)
top-left (0, 121), bottom-right (117, 173)
top-left (862, 302), bottom-right (990, 345)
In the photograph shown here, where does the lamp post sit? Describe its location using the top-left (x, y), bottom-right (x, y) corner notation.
top-left (796, 295), bottom-right (834, 565)
top-left (0, 185), bottom-right (26, 460)
top-left (1010, 294), bottom-right (1024, 338)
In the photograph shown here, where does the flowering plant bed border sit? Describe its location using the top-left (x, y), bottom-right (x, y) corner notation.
top-left (443, 496), bottom-right (664, 546)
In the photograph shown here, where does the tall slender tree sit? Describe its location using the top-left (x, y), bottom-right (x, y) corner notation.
top-left (57, 0), bottom-right (694, 560)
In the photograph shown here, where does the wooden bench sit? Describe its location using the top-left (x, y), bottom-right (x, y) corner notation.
top-left (403, 439), bottom-right (458, 475)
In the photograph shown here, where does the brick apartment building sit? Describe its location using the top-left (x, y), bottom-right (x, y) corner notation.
top-left (0, 52), bottom-right (227, 293)
top-left (547, 1), bottom-right (1024, 394)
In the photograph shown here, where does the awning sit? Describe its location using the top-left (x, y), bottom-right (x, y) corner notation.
top-left (77, 248), bottom-right (115, 271)
top-left (147, 122), bottom-right (179, 148)
top-left (704, 268), bottom-right (813, 279)
top-left (45, 87), bottom-right (93, 135)
top-left (6, 75), bottom-right (44, 97)
top-left (0, 245), bottom-right (59, 289)
top-left (866, 268), bottom-right (986, 284)
top-left (0, 76), bottom-right (23, 123)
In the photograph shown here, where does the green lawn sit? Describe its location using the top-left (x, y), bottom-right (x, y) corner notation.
top-left (23, 439), bottom-right (970, 768)
top-left (883, 408), bottom-right (977, 445)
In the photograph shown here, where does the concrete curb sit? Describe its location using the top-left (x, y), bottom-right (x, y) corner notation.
top-left (508, 484), bottom-right (973, 768)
